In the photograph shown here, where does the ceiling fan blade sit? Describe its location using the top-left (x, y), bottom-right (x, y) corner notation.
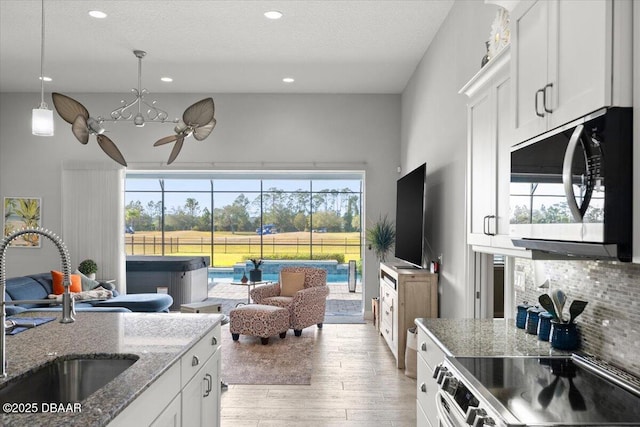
top-left (96, 134), bottom-right (128, 167)
top-left (71, 115), bottom-right (90, 144)
top-left (167, 137), bottom-right (185, 165)
top-left (52, 93), bottom-right (89, 124)
top-left (154, 135), bottom-right (179, 146)
top-left (182, 98), bottom-right (214, 127)
top-left (192, 118), bottom-right (216, 141)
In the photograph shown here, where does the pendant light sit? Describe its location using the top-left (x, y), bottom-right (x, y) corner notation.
top-left (32, 0), bottom-right (54, 136)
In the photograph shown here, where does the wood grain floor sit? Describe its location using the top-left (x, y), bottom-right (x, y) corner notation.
top-left (221, 323), bottom-right (417, 426)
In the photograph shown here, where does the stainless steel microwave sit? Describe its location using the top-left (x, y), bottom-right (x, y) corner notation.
top-left (509, 107), bottom-right (633, 261)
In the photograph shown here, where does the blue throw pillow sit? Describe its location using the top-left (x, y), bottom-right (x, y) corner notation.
top-left (74, 270), bottom-right (101, 291)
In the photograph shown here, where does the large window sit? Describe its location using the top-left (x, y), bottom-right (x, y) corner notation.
top-left (125, 172), bottom-right (363, 267)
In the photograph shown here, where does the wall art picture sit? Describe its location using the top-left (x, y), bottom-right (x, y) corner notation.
top-left (3, 197), bottom-right (42, 247)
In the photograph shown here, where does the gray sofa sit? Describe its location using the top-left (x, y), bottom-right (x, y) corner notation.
top-left (4, 273), bottom-right (173, 315)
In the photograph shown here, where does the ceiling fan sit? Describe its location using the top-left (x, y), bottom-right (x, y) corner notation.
top-left (51, 50), bottom-right (217, 167)
top-left (52, 92), bottom-right (127, 166)
top-left (153, 98), bottom-right (216, 165)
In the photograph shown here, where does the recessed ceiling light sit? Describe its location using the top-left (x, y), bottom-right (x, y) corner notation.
top-left (282, 77), bottom-right (295, 83)
top-left (264, 10), bottom-right (283, 20)
top-left (88, 10), bottom-right (107, 19)
top-left (39, 76), bottom-right (52, 82)
top-left (161, 77), bottom-right (173, 83)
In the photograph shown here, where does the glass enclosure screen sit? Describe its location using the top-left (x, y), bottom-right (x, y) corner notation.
top-left (125, 173), bottom-right (363, 267)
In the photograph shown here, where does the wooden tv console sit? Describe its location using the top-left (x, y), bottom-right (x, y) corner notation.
top-left (379, 262), bottom-right (438, 369)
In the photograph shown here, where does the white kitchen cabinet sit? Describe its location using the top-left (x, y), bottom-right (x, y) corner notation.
top-left (460, 46), bottom-right (524, 255)
top-left (415, 325), bottom-right (445, 427)
top-left (511, 0), bottom-right (632, 144)
top-left (182, 349), bottom-right (220, 427)
top-left (108, 323), bottom-right (221, 427)
top-left (379, 263), bottom-right (438, 369)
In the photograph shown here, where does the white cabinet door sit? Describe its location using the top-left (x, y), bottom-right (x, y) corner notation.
top-left (512, 0), bottom-right (625, 144)
top-left (467, 92), bottom-right (495, 247)
top-left (548, 0), bottom-right (610, 129)
top-left (151, 394), bottom-right (182, 427)
top-left (202, 350), bottom-right (221, 427)
top-left (462, 46), bottom-right (521, 253)
top-left (182, 352), bottom-right (220, 427)
top-left (512, 0), bottom-right (549, 143)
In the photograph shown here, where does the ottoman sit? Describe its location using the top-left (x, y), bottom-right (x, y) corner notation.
top-left (230, 304), bottom-right (290, 345)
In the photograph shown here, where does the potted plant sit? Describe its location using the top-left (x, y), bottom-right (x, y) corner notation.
top-left (366, 215), bottom-right (396, 262)
top-left (249, 258), bottom-right (263, 282)
top-left (78, 259), bottom-right (98, 280)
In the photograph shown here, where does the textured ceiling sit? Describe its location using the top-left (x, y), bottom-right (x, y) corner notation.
top-left (0, 0), bottom-right (454, 94)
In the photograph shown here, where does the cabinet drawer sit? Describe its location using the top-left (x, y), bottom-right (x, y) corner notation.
top-left (417, 353), bottom-right (439, 426)
top-left (181, 323), bottom-right (221, 387)
top-left (417, 327), bottom-right (445, 371)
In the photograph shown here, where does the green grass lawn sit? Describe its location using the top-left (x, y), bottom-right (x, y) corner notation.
top-left (125, 230), bottom-right (362, 266)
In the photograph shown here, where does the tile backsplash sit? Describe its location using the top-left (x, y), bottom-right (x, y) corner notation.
top-left (515, 258), bottom-right (640, 377)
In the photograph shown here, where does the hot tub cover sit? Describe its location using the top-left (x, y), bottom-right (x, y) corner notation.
top-left (126, 256), bottom-right (210, 272)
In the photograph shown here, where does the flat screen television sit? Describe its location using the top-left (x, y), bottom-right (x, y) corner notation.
top-left (394, 163), bottom-right (426, 268)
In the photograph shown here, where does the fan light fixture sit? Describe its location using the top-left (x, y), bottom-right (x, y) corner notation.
top-left (52, 50), bottom-right (217, 167)
top-left (32, 0), bottom-right (54, 136)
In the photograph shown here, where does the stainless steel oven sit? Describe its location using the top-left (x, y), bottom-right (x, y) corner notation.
top-left (434, 354), bottom-right (640, 427)
top-left (509, 107), bottom-right (633, 261)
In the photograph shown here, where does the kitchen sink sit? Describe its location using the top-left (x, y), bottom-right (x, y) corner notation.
top-left (0, 354), bottom-right (138, 403)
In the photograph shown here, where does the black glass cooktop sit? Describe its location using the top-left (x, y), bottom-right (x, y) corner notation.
top-left (454, 357), bottom-right (640, 425)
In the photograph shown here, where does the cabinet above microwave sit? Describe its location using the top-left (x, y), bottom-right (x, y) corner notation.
top-left (510, 0), bottom-right (633, 145)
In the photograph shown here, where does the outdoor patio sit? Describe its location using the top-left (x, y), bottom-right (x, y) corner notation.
top-left (206, 279), bottom-right (363, 322)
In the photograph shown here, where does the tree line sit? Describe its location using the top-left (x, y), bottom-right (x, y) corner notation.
top-left (125, 188), bottom-right (361, 233)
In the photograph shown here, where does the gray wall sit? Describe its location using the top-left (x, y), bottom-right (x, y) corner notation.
top-left (400, 1), bottom-right (497, 317)
top-left (0, 92), bottom-right (400, 310)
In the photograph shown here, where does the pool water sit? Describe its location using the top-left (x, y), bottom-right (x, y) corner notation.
top-left (208, 260), bottom-right (359, 283)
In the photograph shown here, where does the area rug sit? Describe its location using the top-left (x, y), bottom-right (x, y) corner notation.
top-left (220, 325), bottom-right (315, 385)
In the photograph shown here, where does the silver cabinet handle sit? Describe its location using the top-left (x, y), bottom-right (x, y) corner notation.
top-left (535, 88), bottom-right (545, 117)
top-left (420, 383), bottom-right (427, 393)
top-left (211, 336), bottom-right (218, 346)
top-left (203, 373), bottom-right (212, 397)
top-left (562, 124), bottom-right (586, 222)
top-left (421, 342), bottom-right (427, 351)
top-left (543, 83), bottom-right (554, 113)
top-left (192, 355), bottom-right (199, 367)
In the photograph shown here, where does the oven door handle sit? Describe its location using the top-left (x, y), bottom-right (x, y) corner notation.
top-left (436, 391), bottom-right (458, 427)
top-left (562, 124), bottom-right (586, 222)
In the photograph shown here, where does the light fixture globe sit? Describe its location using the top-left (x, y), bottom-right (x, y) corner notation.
top-left (32, 106), bottom-right (54, 136)
top-left (133, 113), bottom-right (145, 127)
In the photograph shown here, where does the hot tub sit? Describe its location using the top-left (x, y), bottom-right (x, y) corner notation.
top-left (126, 256), bottom-right (210, 310)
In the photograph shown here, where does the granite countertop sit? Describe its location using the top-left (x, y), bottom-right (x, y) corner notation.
top-left (1, 311), bottom-right (224, 427)
top-left (415, 318), bottom-right (572, 357)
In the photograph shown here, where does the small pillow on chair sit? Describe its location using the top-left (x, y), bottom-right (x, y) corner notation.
top-left (280, 271), bottom-right (305, 297)
top-left (51, 270), bottom-right (82, 294)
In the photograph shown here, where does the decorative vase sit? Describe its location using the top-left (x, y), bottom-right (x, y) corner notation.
top-left (550, 321), bottom-right (579, 350)
top-left (240, 272), bottom-right (248, 284)
top-left (88, 273), bottom-right (96, 280)
top-left (537, 312), bottom-right (553, 341)
top-left (516, 303), bottom-right (532, 329)
top-left (481, 41), bottom-right (491, 68)
top-left (249, 269), bottom-right (262, 283)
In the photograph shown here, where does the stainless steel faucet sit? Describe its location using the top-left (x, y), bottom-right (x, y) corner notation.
top-left (1, 228), bottom-right (76, 377)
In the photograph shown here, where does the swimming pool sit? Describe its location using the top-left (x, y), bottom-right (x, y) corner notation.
top-left (208, 260), bottom-right (359, 283)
